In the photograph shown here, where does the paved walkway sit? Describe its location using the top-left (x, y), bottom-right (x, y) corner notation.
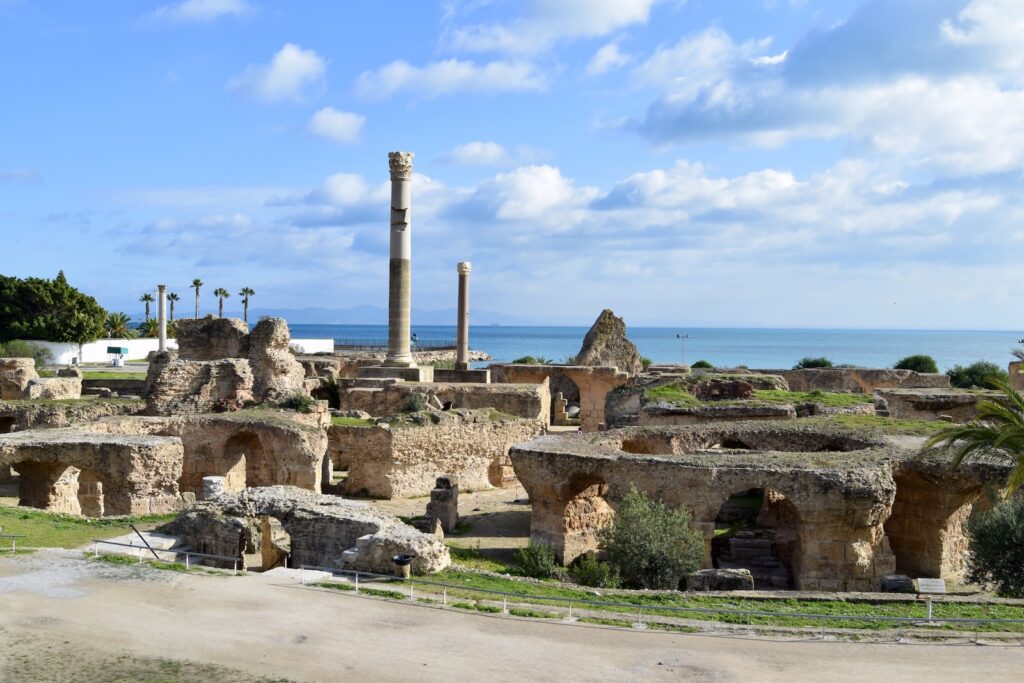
top-left (1, 551), bottom-right (1022, 682)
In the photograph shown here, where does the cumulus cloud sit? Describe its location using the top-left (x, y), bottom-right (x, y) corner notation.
top-left (307, 107), bottom-right (365, 144)
top-left (586, 42), bottom-right (631, 76)
top-left (443, 141), bottom-right (507, 165)
top-left (445, 0), bottom-right (660, 55)
top-left (229, 43), bottom-right (326, 102)
top-left (354, 59), bottom-right (546, 100)
top-left (152, 0), bottom-right (252, 23)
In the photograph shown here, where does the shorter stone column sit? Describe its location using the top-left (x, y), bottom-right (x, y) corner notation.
top-left (157, 285), bottom-right (168, 353)
top-left (202, 476), bottom-right (226, 500)
top-left (456, 262), bottom-right (471, 370)
top-left (426, 474), bottom-right (459, 533)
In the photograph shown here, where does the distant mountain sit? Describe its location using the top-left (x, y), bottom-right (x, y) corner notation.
top-left (241, 305), bottom-right (537, 326)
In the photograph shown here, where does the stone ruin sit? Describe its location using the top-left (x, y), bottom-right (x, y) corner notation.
top-left (0, 358), bottom-right (82, 401)
top-left (143, 316), bottom-right (306, 415)
top-left (425, 474), bottom-right (459, 533)
top-left (160, 486), bottom-right (450, 575)
top-left (575, 309), bottom-right (644, 376)
top-left (509, 421), bottom-right (1008, 591)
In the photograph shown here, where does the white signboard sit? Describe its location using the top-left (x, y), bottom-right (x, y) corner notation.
top-left (916, 578), bottom-right (947, 594)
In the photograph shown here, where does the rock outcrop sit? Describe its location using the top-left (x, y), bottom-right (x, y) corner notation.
top-left (160, 486), bottom-right (450, 574)
top-left (248, 318), bottom-right (305, 403)
top-left (1, 358), bottom-right (82, 400)
top-left (0, 358), bottom-right (38, 399)
top-left (175, 316), bottom-right (250, 360)
top-left (575, 309), bottom-right (643, 376)
top-left (144, 352), bottom-right (254, 415)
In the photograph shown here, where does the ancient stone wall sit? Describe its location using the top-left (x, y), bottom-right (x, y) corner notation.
top-left (876, 388), bottom-right (988, 422)
top-left (174, 317), bottom-right (250, 360)
top-left (490, 364), bottom-right (629, 431)
top-left (144, 355), bottom-right (254, 415)
top-left (335, 381), bottom-right (550, 424)
top-left (160, 486), bottom-right (449, 574)
top-left (756, 368), bottom-right (950, 393)
top-left (335, 410), bottom-right (545, 498)
top-left (0, 398), bottom-right (145, 432)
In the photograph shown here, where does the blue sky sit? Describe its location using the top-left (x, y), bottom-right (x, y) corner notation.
top-left (1, 0), bottom-right (1022, 328)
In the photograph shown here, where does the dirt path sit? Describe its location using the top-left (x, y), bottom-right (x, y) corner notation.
top-left (1, 551), bottom-right (1022, 682)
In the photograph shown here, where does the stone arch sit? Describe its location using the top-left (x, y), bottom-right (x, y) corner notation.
top-left (711, 487), bottom-right (802, 589)
top-left (226, 431), bottom-right (266, 489)
top-left (550, 375), bottom-right (581, 426)
top-left (12, 462), bottom-right (115, 517)
top-left (552, 472), bottom-right (614, 564)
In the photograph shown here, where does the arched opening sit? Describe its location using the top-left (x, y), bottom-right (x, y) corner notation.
top-left (238, 515), bottom-right (292, 571)
top-left (212, 432), bottom-right (264, 492)
top-left (14, 461), bottom-right (74, 513)
top-left (711, 488), bottom-right (801, 589)
top-left (550, 375), bottom-right (581, 426)
top-left (0, 416), bottom-right (16, 434)
top-left (557, 472), bottom-right (614, 564)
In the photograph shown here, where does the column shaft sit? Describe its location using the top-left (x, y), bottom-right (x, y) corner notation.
top-left (157, 285), bottom-right (167, 353)
top-left (385, 152), bottom-right (415, 367)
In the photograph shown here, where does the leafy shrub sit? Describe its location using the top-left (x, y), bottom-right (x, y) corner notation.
top-left (429, 359), bottom-right (456, 370)
top-left (966, 498), bottom-right (1024, 597)
top-left (691, 359), bottom-right (713, 369)
top-left (401, 394), bottom-right (427, 413)
top-left (283, 392), bottom-right (314, 413)
top-left (793, 357), bottom-right (833, 369)
top-left (563, 354), bottom-right (578, 365)
top-left (600, 486), bottom-right (703, 590)
top-left (569, 553), bottom-right (619, 588)
top-left (511, 355), bottom-right (552, 365)
top-left (0, 340), bottom-right (53, 371)
top-left (514, 540), bottom-right (558, 579)
top-left (894, 355), bottom-right (939, 374)
top-left (641, 357), bottom-right (652, 369)
top-left (947, 361), bottom-right (1008, 389)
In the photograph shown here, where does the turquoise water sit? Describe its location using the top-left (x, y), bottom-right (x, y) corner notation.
top-left (289, 324), bottom-right (1024, 372)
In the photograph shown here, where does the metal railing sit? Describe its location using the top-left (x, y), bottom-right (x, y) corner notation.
top-left (90, 539), bottom-right (241, 575)
top-left (295, 564), bottom-right (1024, 639)
top-left (333, 338), bottom-right (456, 351)
top-left (0, 534), bottom-right (26, 552)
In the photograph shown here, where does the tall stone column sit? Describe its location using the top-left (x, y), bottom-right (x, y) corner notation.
top-left (456, 262), bottom-right (471, 370)
top-left (385, 151), bottom-right (415, 368)
top-left (157, 284), bottom-right (167, 353)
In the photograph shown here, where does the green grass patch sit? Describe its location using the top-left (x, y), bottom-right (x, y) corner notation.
top-left (361, 587), bottom-right (407, 600)
top-left (644, 384), bottom-right (701, 406)
top-left (314, 581), bottom-right (356, 592)
top-left (81, 371), bottom-right (147, 380)
top-left (750, 390), bottom-right (873, 406)
top-left (804, 414), bottom-right (948, 436)
top-left (0, 507), bottom-right (178, 549)
top-left (446, 544), bottom-right (514, 573)
top-left (450, 600), bottom-right (503, 614)
top-left (509, 607), bottom-right (559, 619)
top-left (331, 416), bottom-right (375, 427)
top-left (579, 616), bottom-right (635, 628)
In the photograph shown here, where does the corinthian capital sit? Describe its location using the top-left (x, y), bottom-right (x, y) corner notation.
top-left (388, 151), bottom-right (414, 179)
top-left (457, 262), bottom-right (472, 275)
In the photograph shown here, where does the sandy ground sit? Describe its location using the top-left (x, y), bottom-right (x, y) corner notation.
top-left (1, 551), bottom-right (1022, 683)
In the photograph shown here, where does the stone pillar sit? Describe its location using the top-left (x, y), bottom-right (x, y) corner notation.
top-left (456, 261), bottom-right (471, 371)
top-left (426, 474), bottom-right (459, 533)
top-left (157, 285), bottom-right (168, 353)
top-left (385, 151), bottom-right (416, 368)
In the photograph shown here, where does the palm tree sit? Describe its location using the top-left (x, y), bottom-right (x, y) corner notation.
top-left (139, 293), bottom-right (155, 321)
top-left (924, 380), bottom-right (1024, 493)
top-left (239, 287), bottom-right (255, 323)
top-left (104, 312), bottom-right (136, 339)
top-left (213, 288), bottom-right (230, 318)
top-left (138, 318), bottom-right (160, 338)
top-left (168, 292), bottom-right (180, 322)
top-left (191, 278), bottom-right (203, 318)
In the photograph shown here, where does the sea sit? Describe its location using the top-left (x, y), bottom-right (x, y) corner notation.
top-left (288, 324), bottom-right (1024, 372)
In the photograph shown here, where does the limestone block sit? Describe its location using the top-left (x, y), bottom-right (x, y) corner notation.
top-left (425, 474), bottom-right (459, 532)
top-left (0, 358), bottom-right (38, 399)
top-left (687, 568), bottom-right (754, 592)
top-left (25, 377), bottom-right (82, 401)
top-left (202, 476), bottom-right (226, 500)
top-left (575, 309), bottom-right (643, 376)
top-left (144, 357), bottom-right (254, 415)
top-left (248, 318), bottom-right (306, 403)
top-left (175, 316), bottom-right (250, 361)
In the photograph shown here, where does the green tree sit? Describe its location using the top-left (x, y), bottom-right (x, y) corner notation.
top-left (924, 381), bottom-right (1024, 492)
top-left (239, 286), bottom-right (255, 323)
top-left (213, 288), bottom-right (230, 318)
top-left (0, 340), bottom-right (52, 371)
top-left (599, 486), bottom-right (703, 590)
top-left (104, 312), bottom-right (136, 339)
top-left (167, 292), bottom-right (180, 322)
top-left (0, 271), bottom-right (106, 345)
top-left (894, 354), bottom-right (939, 374)
top-left (965, 498), bottom-right (1024, 597)
top-left (793, 356), bottom-right (833, 369)
top-left (691, 359), bottom-right (714, 369)
top-left (139, 292), bottom-right (154, 322)
top-left (191, 278), bottom-right (203, 318)
top-left (946, 360), bottom-right (1007, 389)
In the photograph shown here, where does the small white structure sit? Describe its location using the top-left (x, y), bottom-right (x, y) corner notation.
top-left (21, 337), bottom-right (333, 365)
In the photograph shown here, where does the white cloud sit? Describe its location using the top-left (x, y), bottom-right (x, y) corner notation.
top-left (354, 59), bottom-right (546, 100)
top-left (446, 0), bottom-right (660, 55)
top-left (633, 27), bottom-right (772, 93)
top-left (586, 42), bottom-right (631, 76)
top-left (941, 0), bottom-right (1024, 70)
top-left (444, 141), bottom-right (507, 165)
top-left (229, 43), bottom-right (326, 103)
top-left (308, 107), bottom-right (365, 144)
top-left (152, 0), bottom-right (251, 23)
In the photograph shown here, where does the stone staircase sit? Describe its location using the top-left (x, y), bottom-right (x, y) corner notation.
top-left (717, 532), bottom-right (790, 589)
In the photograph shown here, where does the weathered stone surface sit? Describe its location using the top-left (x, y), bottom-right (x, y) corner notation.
top-left (56, 367), bottom-right (83, 379)
top-left (687, 568), bottom-right (754, 592)
top-left (175, 316), bottom-right (250, 361)
top-left (880, 574), bottom-right (915, 593)
top-left (757, 368), bottom-right (950, 393)
top-left (160, 486), bottom-right (449, 575)
top-left (693, 379), bottom-right (755, 401)
top-left (509, 422), bottom-right (1007, 591)
top-left (248, 318), bottom-right (306, 403)
top-left (24, 376), bottom-right (82, 401)
top-left (333, 409), bottom-right (545, 498)
top-left (0, 398), bottom-right (145, 432)
top-left (202, 476), bottom-right (226, 500)
top-left (877, 388), bottom-right (991, 423)
top-left (425, 475), bottom-right (459, 533)
top-left (490, 364), bottom-right (629, 431)
top-left (144, 352), bottom-right (254, 415)
top-left (0, 358), bottom-right (37, 400)
top-left (575, 309), bottom-right (643, 376)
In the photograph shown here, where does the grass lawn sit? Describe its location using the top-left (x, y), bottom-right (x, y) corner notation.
top-left (81, 371), bottom-right (147, 381)
top-left (0, 506), bottom-right (177, 550)
top-left (330, 416), bottom-right (375, 427)
top-left (644, 383), bottom-right (873, 408)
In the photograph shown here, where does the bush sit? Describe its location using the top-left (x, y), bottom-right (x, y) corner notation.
top-left (0, 340), bottom-right (53, 371)
top-left (0, 271), bottom-right (106, 345)
top-left (511, 355), bottom-right (552, 365)
top-left (569, 553), bottom-right (619, 588)
top-left (894, 355), bottom-right (938, 374)
top-left (691, 359), bottom-right (713, 369)
top-left (600, 486), bottom-right (703, 590)
top-left (514, 540), bottom-right (558, 579)
top-left (793, 357), bottom-right (833, 369)
top-left (947, 361), bottom-right (1008, 389)
top-left (641, 357), bottom-right (652, 369)
top-left (966, 498), bottom-right (1024, 597)
top-left (401, 394), bottom-right (426, 413)
top-left (283, 392), bottom-right (314, 413)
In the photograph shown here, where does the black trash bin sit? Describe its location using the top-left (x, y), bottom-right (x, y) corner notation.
top-left (393, 553), bottom-right (415, 579)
